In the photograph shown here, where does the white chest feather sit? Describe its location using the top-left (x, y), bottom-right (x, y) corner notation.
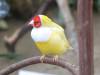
top-left (31, 27), bottom-right (52, 42)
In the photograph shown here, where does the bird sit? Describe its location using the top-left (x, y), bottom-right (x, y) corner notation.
top-left (28, 15), bottom-right (72, 62)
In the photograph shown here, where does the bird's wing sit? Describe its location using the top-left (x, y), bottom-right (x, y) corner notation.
top-left (52, 22), bottom-right (65, 40)
top-left (52, 22), bottom-right (72, 49)
top-left (58, 29), bottom-right (72, 49)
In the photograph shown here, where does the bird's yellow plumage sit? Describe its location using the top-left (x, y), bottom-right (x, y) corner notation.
top-left (35, 30), bottom-right (68, 55)
top-left (29, 15), bottom-right (72, 61)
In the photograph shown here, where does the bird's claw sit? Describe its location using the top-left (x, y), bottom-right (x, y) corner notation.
top-left (40, 55), bottom-right (45, 63)
top-left (53, 55), bottom-right (59, 62)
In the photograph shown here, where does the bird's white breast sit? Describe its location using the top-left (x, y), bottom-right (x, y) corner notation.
top-left (31, 27), bottom-right (52, 42)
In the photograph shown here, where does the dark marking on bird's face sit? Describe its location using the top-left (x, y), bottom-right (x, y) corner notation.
top-left (33, 16), bottom-right (41, 28)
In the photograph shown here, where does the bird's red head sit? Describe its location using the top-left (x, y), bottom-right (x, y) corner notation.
top-left (29, 15), bottom-right (41, 28)
top-left (33, 16), bottom-right (41, 28)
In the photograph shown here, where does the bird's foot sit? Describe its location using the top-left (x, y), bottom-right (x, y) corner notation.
top-left (40, 55), bottom-right (45, 63)
top-left (53, 55), bottom-right (59, 62)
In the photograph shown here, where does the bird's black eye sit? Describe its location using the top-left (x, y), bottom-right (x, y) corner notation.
top-left (34, 21), bottom-right (39, 24)
top-left (34, 21), bottom-right (41, 28)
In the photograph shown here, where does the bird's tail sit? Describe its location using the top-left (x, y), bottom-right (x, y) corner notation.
top-left (68, 46), bottom-right (74, 50)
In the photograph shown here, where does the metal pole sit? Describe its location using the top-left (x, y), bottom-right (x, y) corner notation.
top-left (77, 0), bottom-right (94, 75)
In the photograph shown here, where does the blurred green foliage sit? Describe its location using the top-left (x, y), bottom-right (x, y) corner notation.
top-left (0, 20), bottom-right (8, 30)
top-left (69, 0), bottom-right (77, 8)
top-left (6, 0), bottom-right (100, 19)
top-left (94, 0), bottom-right (100, 12)
top-left (7, 0), bottom-right (44, 19)
top-left (68, 0), bottom-right (100, 12)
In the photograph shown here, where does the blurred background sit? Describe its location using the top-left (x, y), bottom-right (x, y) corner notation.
top-left (0, 0), bottom-right (100, 75)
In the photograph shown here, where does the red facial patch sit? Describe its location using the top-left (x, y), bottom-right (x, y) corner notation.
top-left (33, 16), bottom-right (41, 28)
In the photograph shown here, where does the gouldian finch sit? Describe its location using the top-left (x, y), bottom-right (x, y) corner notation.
top-left (29, 15), bottom-right (72, 62)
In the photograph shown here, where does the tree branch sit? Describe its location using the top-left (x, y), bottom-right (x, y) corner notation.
top-left (0, 56), bottom-right (78, 75)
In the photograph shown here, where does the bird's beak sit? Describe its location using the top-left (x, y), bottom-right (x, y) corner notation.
top-left (28, 20), bottom-right (34, 27)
